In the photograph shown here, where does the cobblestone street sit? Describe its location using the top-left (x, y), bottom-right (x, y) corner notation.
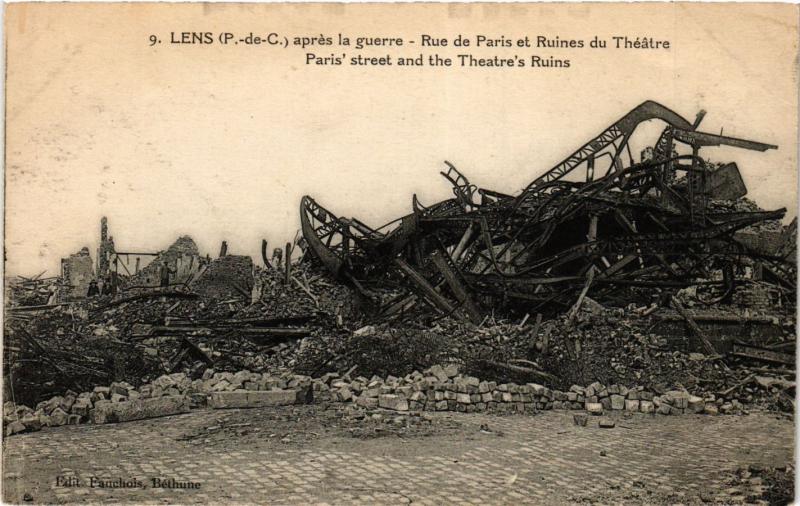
top-left (3, 406), bottom-right (793, 504)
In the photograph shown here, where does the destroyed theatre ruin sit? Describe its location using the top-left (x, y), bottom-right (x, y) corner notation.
top-left (3, 101), bottom-right (797, 502)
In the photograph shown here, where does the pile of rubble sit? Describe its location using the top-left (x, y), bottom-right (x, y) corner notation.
top-left (291, 102), bottom-right (796, 413)
top-left (301, 101), bottom-right (794, 323)
top-left (291, 300), bottom-right (794, 413)
top-left (4, 361), bottom-right (764, 436)
top-left (6, 273), bottom-right (62, 308)
top-left (4, 101), bottom-right (796, 437)
top-left (4, 257), bottom-right (356, 408)
top-left (3, 369), bottom-right (312, 435)
top-left (319, 364), bottom-right (739, 417)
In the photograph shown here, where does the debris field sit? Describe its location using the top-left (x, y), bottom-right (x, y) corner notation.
top-left (4, 102), bottom-right (796, 455)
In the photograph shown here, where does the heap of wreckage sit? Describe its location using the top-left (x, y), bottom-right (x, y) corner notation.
top-left (301, 100), bottom-right (794, 322)
top-left (4, 100), bottom-right (797, 415)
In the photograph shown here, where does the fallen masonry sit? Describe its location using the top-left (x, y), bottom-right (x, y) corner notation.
top-left (3, 363), bottom-right (764, 436)
top-left (301, 101), bottom-right (794, 321)
top-left (3, 101), bottom-right (796, 439)
top-left (208, 390), bottom-right (306, 409)
top-left (90, 396), bottom-right (190, 424)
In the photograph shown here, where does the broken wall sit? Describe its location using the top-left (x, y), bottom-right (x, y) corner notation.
top-left (126, 236), bottom-right (202, 287)
top-left (60, 247), bottom-right (94, 300)
top-left (734, 229), bottom-right (785, 256)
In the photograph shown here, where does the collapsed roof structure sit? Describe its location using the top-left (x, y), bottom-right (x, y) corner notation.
top-left (4, 101), bottom-right (797, 433)
top-left (301, 101), bottom-right (795, 322)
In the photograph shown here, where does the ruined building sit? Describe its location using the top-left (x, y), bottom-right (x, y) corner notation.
top-left (301, 101), bottom-right (795, 321)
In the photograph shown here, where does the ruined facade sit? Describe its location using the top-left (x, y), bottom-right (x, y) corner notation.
top-left (126, 236), bottom-right (203, 288)
top-left (97, 216), bottom-right (115, 278)
top-left (60, 247), bottom-right (94, 300)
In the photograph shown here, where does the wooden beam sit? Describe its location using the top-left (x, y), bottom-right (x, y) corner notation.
top-left (451, 223), bottom-right (476, 263)
top-left (670, 296), bottom-right (720, 358)
top-left (732, 344), bottom-right (794, 366)
top-left (430, 250), bottom-right (482, 324)
top-left (284, 242), bottom-right (292, 284)
top-left (393, 258), bottom-right (460, 318)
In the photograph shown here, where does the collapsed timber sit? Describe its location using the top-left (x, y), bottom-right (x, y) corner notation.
top-left (4, 101), bottom-right (796, 436)
top-left (300, 101), bottom-right (793, 321)
top-left (297, 100), bottom-right (796, 405)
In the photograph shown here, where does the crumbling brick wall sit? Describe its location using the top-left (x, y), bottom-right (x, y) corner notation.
top-left (126, 236), bottom-right (201, 287)
top-left (60, 248), bottom-right (93, 300)
top-left (734, 229), bottom-right (785, 256)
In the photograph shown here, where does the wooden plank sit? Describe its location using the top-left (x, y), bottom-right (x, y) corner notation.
top-left (150, 326), bottom-right (309, 337)
top-left (430, 250), bottom-right (482, 324)
top-left (393, 258), bottom-right (460, 318)
top-left (379, 293), bottom-right (418, 318)
top-left (451, 223), bottom-right (476, 262)
top-left (7, 303), bottom-right (66, 312)
top-left (284, 242), bottom-right (292, 284)
top-left (566, 267), bottom-right (596, 330)
top-left (732, 344), bottom-right (794, 365)
top-left (670, 297), bottom-right (719, 357)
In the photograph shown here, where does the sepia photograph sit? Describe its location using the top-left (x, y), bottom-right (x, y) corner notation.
top-left (3, 2), bottom-right (798, 504)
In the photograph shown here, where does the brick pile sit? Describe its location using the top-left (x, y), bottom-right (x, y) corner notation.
top-left (0, 364), bottom-right (753, 437)
top-left (3, 374), bottom-right (193, 435)
top-left (317, 364), bottom-right (739, 417)
top-left (2, 370), bottom-right (313, 436)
